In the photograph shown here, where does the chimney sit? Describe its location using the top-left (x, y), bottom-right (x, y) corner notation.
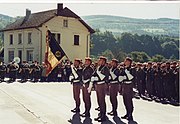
top-left (25, 9), bottom-right (31, 21)
top-left (21, 9), bottom-right (31, 25)
top-left (57, 3), bottom-right (63, 16)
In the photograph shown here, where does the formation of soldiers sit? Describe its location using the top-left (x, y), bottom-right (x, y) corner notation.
top-left (0, 57), bottom-right (179, 122)
top-left (69, 56), bottom-right (135, 122)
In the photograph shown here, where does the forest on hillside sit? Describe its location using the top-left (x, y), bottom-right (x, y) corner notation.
top-left (90, 29), bottom-right (179, 62)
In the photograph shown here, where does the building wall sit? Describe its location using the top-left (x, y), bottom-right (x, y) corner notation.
top-left (4, 28), bottom-right (40, 64)
top-left (40, 16), bottom-right (91, 62)
top-left (3, 16), bottom-right (91, 64)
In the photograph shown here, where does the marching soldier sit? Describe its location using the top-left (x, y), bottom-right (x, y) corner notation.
top-left (119, 57), bottom-right (134, 121)
top-left (69, 58), bottom-right (82, 113)
top-left (107, 59), bottom-right (120, 116)
top-left (80, 57), bottom-right (94, 117)
top-left (88, 56), bottom-right (109, 122)
top-left (0, 62), bottom-right (7, 82)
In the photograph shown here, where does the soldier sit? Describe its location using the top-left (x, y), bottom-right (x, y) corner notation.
top-left (0, 62), bottom-right (7, 82)
top-left (19, 61), bottom-right (30, 82)
top-left (146, 62), bottom-right (154, 99)
top-left (80, 57), bottom-right (93, 117)
top-left (107, 59), bottom-right (120, 116)
top-left (154, 63), bottom-right (162, 100)
top-left (163, 62), bottom-right (174, 101)
top-left (88, 56), bottom-right (109, 122)
top-left (69, 58), bottom-right (82, 113)
top-left (136, 63), bottom-right (144, 97)
top-left (40, 62), bottom-right (47, 82)
top-left (7, 61), bottom-right (18, 82)
top-left (119, 57), bottom-right (134, 121)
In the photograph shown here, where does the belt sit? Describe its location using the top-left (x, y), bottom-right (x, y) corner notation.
top-left (110, 81), bottom-right (119, 84)
top-left (73, 80), bottom-right (80, 83)
top-left (82, 79), bottom-right (90, 83)
top-left (123, 81), bottom-right (132, 84)
top-left (96, 81), bottom-right (105, 85)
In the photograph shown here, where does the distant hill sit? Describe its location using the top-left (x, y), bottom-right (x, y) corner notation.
top-left (82, 15), bottom-right (179, 37)
top-left (0, 14), bottom-right (15, 29)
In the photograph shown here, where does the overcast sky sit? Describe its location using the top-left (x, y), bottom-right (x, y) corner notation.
top-left (0, 3), bottom-right (179, 19)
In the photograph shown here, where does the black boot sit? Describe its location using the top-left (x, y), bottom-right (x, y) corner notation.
top-left (121, 114), bottom-right (128, 119)
top-left (71, 107), bottom-right (80, 113)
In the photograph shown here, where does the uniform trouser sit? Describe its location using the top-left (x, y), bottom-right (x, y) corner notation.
top-left (122, 83), bottom-right (134, 116)
top-left (73, 83), bottom-right (81, 109)
top-left (95, 83), bottom-right (106, 117)
top-left (0, 72), bottom-right (5, 80)
top-left (82, 83), bottom-right (91, 113)
top-left (109, 83), bottom-right (119, 112)
top-left (137, 80), bottom-right (143, 95)
top-left (146, 80), bottom-right (153, 96)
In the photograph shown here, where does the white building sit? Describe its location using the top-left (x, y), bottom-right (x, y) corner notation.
top-left (1, 4), bottom-right (94, 64)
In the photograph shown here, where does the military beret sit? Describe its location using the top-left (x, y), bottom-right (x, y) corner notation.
top-left (112, 59), bottom-right (118, 63)
top-left (85, 57), bottom-right (92, 62)
top-left (148, 62), bottom-right (152, 65)
top-left (74, 58), bottom-right (81, 63)
top-left (99, 56), bottom-right (107, 62)
top-left (125, 57), bottom-right (132, 62)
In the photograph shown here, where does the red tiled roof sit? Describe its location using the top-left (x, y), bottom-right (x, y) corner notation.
top-left (1, 7), bottom-right (95, 33)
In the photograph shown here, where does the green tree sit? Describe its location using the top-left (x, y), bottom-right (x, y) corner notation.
top-left (151, 54), bottom-right (165, 62)
top-left (130, 51), bottom-right (150, 62)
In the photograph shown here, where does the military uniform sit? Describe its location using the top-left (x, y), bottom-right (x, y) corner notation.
top-left (107, 59), bottom-right (120, 116)
top-left (120, 57), bottom-right (134, 121)
top-left (146, 64), bottom-right (154, 98)
top-left (154, 66), bottom-right (163, 99)
top-left (0, 63), bottom-right (7, 82)
top-left (92, 56), bottom-right (109, 122)
top-left (20, 62), bottom-right (30, 82)
top-left (7, 62), bottom-right (18, 82)
top-left (80, 58), bottom-right (93, 117)
top-left (70, 59), bottom-right (82, 113)
top-left (136, 65), bottom-right (145, 97)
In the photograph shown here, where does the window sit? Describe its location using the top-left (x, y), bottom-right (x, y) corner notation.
top-left (18, 33), bottom-right (22, 44)
top-left (18, 50), bottom-right (22, 62)
top-left (52, 33), bottom-right (61, 44)
top-left (63, 19), bottom-right (68, 27)
top-left (27, 50), bottom-right (33, 62)
top-left (28, 32), bottom-right (32, 44)
top-left (8, 51), bottom-right (14, 62)
top-left (9, 34), bottom-right (13, 45)
top-left (74, 35), bottom-right (79, 45)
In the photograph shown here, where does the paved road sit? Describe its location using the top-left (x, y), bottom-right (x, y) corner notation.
top-left (0, 81), bottom-right (179, 124)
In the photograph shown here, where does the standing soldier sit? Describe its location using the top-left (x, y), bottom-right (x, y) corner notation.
top-left (119, 57), bottom-right (134, 121)
top-left (146, 62), bottom-right (154, 99)
top-left (0, 62), bottom-right (7, 82)
top-left (69, 58), bottom-right (82, 113)
top-left (154, 63), bottom-right (162, 100)
top-left (80, 57), bottom-right (93, 117)
top-left (7, 62), bottom-right (18, 82)
top-left (88, 56), bottom-right (109, 122)
top-left (136, 63), bottom-right (144, 97)
top-left (19, 61), bottom-right (30, 82)
top-left (107, 59), bottom-right (120, 116)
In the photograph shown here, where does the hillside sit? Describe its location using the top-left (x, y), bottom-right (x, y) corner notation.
top-left (82, 15), bottom-right (179, 37)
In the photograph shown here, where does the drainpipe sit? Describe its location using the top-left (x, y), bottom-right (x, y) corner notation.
top-left (87, 33), bottom-right (90, 57)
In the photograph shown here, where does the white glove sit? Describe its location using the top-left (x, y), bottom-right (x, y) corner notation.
top-left (91, 76), bottom-right (98, 82)
top-left (69, 75), bottom-right (74, 81)
top-left (87, 82), bottom-right (93, 93)
top-left (118, 76), bottom-right (126, 82)
top-left (109, 76), bottom-right (112, 80)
